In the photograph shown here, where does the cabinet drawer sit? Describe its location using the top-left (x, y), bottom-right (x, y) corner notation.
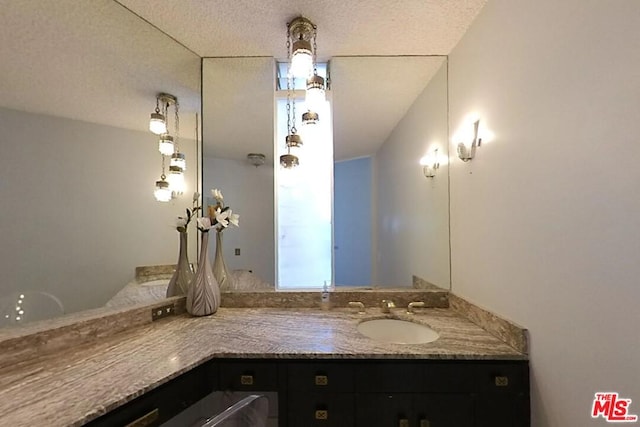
top-left (288, 362), bottom-right (355, 392)
top-left (423, 362), bottom-right (476, 392)
top-left (218, 361), bottom-right (279, 391)
top-left (475, 362), bottom-right (528, 393)
top-left (289, 392), bottom-right (355, 426)
top-left (355, 362), bottom-right (422, 392)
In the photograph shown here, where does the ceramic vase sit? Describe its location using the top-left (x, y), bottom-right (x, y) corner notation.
top-left (213, 231), bottom-right (234, 291)
top-left (166, 231), bottom-right (193, 297)
top-left (186, 231), bottom-right (220, 316)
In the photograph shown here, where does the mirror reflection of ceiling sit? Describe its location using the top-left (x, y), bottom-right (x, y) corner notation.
top-left (0, 0), bottom-right (486, 141)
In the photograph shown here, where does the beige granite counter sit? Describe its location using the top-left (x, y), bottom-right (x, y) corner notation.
top-left (0, 306), bottom-right (525, 427)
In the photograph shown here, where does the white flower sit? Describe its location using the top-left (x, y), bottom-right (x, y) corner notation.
top-left (214, 207), bottom-right (229, 228)
top-left (192, 192), bottom-right (200, 202)
top-left (197, 217), bottom-right (212, 231)
top-left (227, 210), bottom-right (240, 227)
top-left (211, 188), bottom-right (223, 203)
top-left (176, 217), bottom-right (188, 228)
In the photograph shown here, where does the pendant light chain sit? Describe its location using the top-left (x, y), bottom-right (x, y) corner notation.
top-left (174, 99), bottom-right (180, 152)
top-left (312, 24), bottom-right (318, 76)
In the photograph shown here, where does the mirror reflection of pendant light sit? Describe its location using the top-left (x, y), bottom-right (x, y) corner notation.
top-left (149, 92), bottom-right (186, 200)
top-left (167, 165), bottom-right (186, 194)
top-left (149, 98), bottom-right (166, 135)
top-left (149, 94), bottom-right (175, 135)
top-left (154, 155), bottom-right (172, 202)
top-left (158, 134), bottom-right (174, 155)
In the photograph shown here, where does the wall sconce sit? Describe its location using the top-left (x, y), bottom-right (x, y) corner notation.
top-left (420, 148), bottom-right (440, 178)
top-left (457, 119), bottom-right (482, 162)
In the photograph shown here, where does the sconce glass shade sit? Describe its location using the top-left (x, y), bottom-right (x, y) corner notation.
top-left (301, 111), bottom-right (320, 126)
top-left (306, 74), bottom-right (325, 111)
top-left (154, 179), bottom-right (172, 202)
top-left (280, 153), bottom-right (299, 169)
top-left (167, 166), bottom-right (186, 194)
top-left (290, 39), bottom-right (313, 78)
top-left (149, 112), bottom-right (167, 135)
top-left (170, 152), bottom-right (186, 171)
top-left (158, 134), bottom-right (174, 156)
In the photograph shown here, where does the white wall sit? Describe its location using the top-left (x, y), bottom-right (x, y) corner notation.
top-left (448, 1), bottom-right (640, 425)
top-left (0, 107), bottom-right (198, 317)
top-left (374, 62), bottom-right (450, 288)
top-left (203, 156), bottom-right (275, 284)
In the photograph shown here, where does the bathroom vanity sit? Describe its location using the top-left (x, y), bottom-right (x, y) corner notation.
top-left (0, 295), bottom-right (529, 427)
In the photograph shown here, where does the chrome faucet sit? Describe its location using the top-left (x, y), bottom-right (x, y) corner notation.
top-left (380, 299), bottom-right (395, 313)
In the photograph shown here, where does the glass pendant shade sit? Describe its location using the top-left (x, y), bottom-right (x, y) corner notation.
top-left (170, 152), bottom-right (186, 171)
top-left (285, 133), bottom-right (303, 148)
top-left (167, 166), bottom-right (186, 194)
top-left (301, 111), bottom-right (319, 126)
top-left (149, 112), bottom-right (167, 135)
top-left (290, 39), bottom-right (313, 78)
top-left (158, 134), bottom-right (174, 155)
top-left (280, 153), bottom-right (299, 169)
top-left (154, 179), bottom-right (172, 202)
top-left (306, 75), bottom-right (325, 112)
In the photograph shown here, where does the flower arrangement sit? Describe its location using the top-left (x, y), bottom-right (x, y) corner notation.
top-left (176, 192), bottom-right (201, 232)
top-left (206, 188), bottom-right (240, 232)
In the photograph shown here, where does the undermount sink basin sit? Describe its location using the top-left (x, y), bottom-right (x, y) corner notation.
top-left (357, 319), bottom-right (439, 344)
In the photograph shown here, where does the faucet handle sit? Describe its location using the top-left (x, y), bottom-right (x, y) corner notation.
top-left (407, 301), bottom-right (425, 314)
top-left (348, 301), bottom-right (365, 314)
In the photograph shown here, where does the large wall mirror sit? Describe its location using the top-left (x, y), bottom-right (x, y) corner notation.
top-left (202, 56), bottom-right (450, 291)
top-left (0, 1), bottom-right (200, 329)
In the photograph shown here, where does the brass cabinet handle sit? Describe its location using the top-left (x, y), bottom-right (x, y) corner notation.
top-left (315, 374), bottom-right (328, 386)
top-left (495, 375), bottom-right (509, 387)
top-left (420, 419), bottom-right (431, 427)
top-left (398, 419), bottom-right (410, 427)
top-left (315, 409), bottom-right (328, 420)
top-left (124, 408), bottom-right (159, 427)
top-left (240, 374), bottom-right (254, 385)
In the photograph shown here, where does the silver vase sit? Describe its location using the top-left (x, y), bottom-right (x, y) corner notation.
top-left (186, 231), bottom-right (220, 316)
top-left (213, 231), bottom-right (235, 291)
top-left (166, 231), bottom-right (193, 297)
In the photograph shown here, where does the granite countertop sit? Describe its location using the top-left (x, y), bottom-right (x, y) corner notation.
top-left (0, 306), bottom-right (525, 427)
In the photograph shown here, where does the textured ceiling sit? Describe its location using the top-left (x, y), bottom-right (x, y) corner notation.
top-left (0, 0), bottom-right (486, 158)
top-left (117, 0), bottom-right (487, 59)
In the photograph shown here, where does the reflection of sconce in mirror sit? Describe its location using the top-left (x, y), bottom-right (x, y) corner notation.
top-left (457, 119), bottom-right (482, 162)
top-left (420, 148), bottom-right (440, 178)
top-left (247, 153), bottom-right (266, 167)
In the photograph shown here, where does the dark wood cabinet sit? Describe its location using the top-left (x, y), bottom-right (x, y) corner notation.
top-left (86, 358), bottom-right (529, 427)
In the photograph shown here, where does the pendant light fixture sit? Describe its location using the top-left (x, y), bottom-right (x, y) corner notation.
top-left (149, 93), bottom-right (175, 135)
top-left (158, 134), bottom-right (174, 156)
top-left (287, 17), bottom-right (315, 79)
top-left (149, 92), bottom-right (186, 200)
top-left (154, 155), bottom-right (172, 202)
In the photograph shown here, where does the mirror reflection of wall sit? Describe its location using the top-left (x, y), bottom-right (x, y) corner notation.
top-left (202, 56), bottom-right (450, 290)
top-left (0, 1), bottom-right (201, 327)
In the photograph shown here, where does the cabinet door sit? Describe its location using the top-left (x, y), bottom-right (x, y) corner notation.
top-left (288, 392), bottom-right (355, 426)
top-left (355, 393), bottom-right (413, 427)
top-left (413, 394), bottom-right (474, 427)
top-left (476, 393), bottom-right (529, 427)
